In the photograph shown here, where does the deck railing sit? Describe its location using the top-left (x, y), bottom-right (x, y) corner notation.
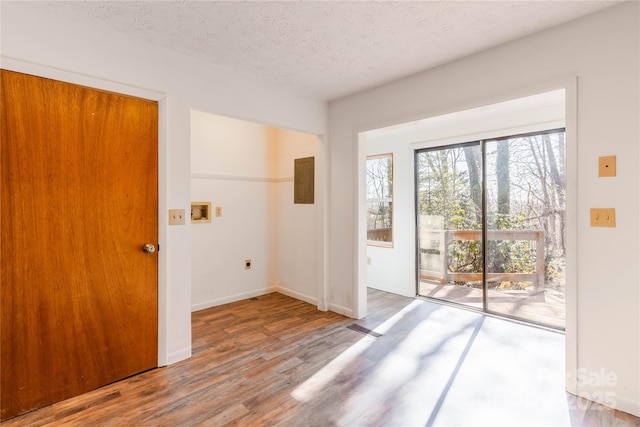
top-left (419, 229), bottom-right (545, 291)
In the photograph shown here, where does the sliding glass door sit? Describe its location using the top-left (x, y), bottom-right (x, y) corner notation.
top-left (416, 129), bottom-right (566, 329)
top-left (416, 142), bottom-right (483, 309)
top-left (484, 131), bottom-right (566, 328)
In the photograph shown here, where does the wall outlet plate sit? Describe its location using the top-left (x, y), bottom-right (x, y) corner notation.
top-left (169, 209), bottom-right (186, 225)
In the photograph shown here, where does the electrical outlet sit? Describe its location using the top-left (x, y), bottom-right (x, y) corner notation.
top-left (168, 209), bottom-right (186, 225)
top-left (245, 259), bottom-right (252, 270)
top-left (598, 156), bottom-right (616, 177)
top-left (216, 206), bottom-right (222, 217)
top-left (590, 208), bottom-right (616, 227)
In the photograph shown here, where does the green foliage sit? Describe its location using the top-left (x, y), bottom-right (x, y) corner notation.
top-left (417, 131), bottom-right (567, 294)
top-left (448, 240), bottom-right (482, 273)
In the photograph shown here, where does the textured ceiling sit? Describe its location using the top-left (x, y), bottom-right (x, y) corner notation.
top-left (32, 1), bottom-right (621, 101)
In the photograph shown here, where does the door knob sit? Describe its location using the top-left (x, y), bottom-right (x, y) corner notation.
top-left (142, 243), bottom-right (156, 254)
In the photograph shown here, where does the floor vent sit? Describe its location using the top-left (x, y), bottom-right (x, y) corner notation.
top-left (346, 324), bottom-right (383, 339)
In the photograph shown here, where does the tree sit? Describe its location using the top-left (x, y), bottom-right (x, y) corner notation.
top-left (416, 130), bottom-right (567, 292)
top-left (366, 155), bottom-right (393, 242)
top-left (496, 141), bottom-right (510, 218)
top-left (463, 145), bottom-right (482, 226)
top-left (417, 147), bottom-right (482, 277)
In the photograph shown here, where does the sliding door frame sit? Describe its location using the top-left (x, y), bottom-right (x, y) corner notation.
top-left (414, 128), bottom-right (567, 330)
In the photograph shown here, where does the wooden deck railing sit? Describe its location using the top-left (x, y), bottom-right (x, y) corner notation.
top-left (419, 229), bottom-right (545, 290)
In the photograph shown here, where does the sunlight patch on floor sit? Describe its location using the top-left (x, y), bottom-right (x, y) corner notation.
top-left (337, 307), bottom-right (482, 426)
top-left (290, 299), bottom-right (422, 403)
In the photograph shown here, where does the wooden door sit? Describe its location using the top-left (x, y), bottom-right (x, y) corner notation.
top-left (1, 70), bottom-right (158, 420)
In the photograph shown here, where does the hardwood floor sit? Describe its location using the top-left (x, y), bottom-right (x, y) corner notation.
top-left (2, 289), bottom-right (638, 426)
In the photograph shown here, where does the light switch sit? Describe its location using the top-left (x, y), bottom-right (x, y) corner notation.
top-left (169, 209), bottom-right (186, 225)
top-left (598, 156), bottom-right (616, 177)
top-left (590, 208), bottom-right (616, 227)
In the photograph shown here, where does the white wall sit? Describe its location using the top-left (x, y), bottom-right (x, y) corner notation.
top-left (274, 128), bottom-right (320, 303)
top-left (190, 112), bottom-right (278, 309)
top-left (330, 2), bottom-right (639, 416)
top-left (364, 145), bottom-right (415, 298)
top-left (190, 112), bottom-right (318, 310)
top-left (365, 90), bottom-right (565, 298)
top-left (1, 2), bottom-right (327, 366)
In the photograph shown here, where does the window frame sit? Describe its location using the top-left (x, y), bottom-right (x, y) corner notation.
top-left (366, 153), bottom-right (394, 248)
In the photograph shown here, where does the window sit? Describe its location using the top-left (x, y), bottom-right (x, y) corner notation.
top-left (366, 153), bottom-right (393, 246)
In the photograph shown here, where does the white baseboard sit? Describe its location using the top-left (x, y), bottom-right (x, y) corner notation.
top-left (165, 347), bottom-right (191, 366)
top-left (192, 286), bottom-right (355, 320)
top-left (568, 388), bottom-right (640, 417)
top-left (329, 302), bottom-right (353, 318)
top-left (613, 394), bottom-right (640, 417)
top-left (273, 286), bottom-right (317, 306)
top-left (191, 287), bottom-right (278, 312)
top-left (367, 282), bottom-right (415, 298)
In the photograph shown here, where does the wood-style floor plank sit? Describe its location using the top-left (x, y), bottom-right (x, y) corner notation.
top-left (2, 290), bottom-right (638, 426)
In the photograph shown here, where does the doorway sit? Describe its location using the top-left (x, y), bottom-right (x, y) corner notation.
top-left (189, 111), bottom-right (325, 312)
top-left (361, 86), bottom-right (576, 393)
top-left (416, 129), bottom-right (566, 329)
